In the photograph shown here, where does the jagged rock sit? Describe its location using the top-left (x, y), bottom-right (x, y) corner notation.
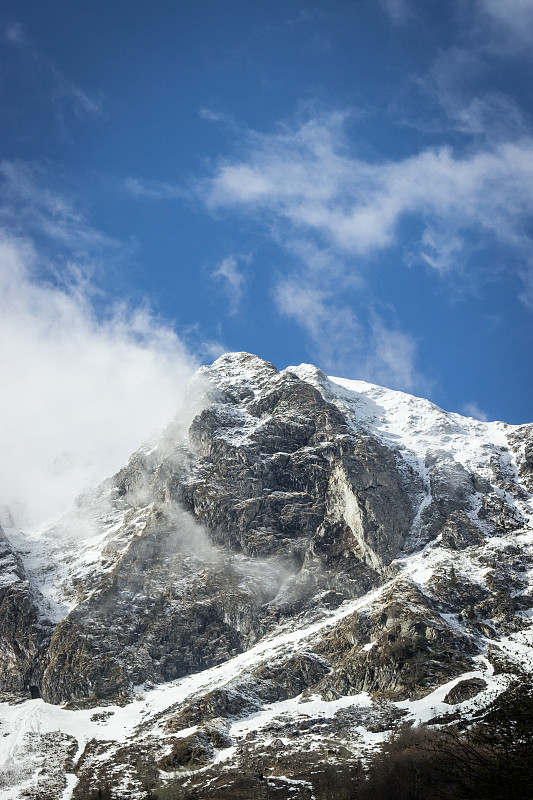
top-left (0, 526), bottom-right (53, 698)
top-left (444, 677), bottom-right (488, 704)
top-left (507, 424), bottom-right (533, 492)
top-left (41, 531), bottom-right (284, 704)
top-left (159, 731), bottom-right (216, 771)
top-left (441, 511), bottom-right (485, 550)
top-left (24, 343), bottom-right (532, 702)
top-left (312, 583), bottom-right (477, 700)
top-left (166, 651), bottom-right (331, 729)
top-left (32, 355), bottom-right (427, 703)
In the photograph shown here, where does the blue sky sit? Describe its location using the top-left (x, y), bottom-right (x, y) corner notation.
top-left (1, 1), bottom-right (532, 523)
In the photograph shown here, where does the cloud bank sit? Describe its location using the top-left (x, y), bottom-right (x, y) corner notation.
top-left (0, 223), bottom-right (196, 529)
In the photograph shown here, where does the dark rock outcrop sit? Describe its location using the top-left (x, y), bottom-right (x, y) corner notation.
top-left (444, 677), bottom-right (488, 704)
top-left (0, 525), bottom-right (53, 698)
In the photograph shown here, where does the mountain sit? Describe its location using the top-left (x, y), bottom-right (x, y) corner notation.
top-left (0, 352), bottom-right (532, 799)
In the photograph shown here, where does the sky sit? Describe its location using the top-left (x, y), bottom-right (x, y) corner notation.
top-left (0, 0), bottom-right (532, 526)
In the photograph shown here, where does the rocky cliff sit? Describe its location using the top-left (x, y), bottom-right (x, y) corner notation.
top-left (0, 352), bottom-right (531, 799)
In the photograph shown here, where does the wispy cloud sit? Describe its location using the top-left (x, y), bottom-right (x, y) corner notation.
top-left (2, 20), bottom-right (102, 132)
top-left (198, 107), bottom-right (239, 127)
top-left (461, 401), bottom-right (489, 421)
top-left (211, 254), bottom-right (249, 314)
top-left (286, 8), bottom-right (329, 26)
top-left (123, 177), bottom-right (188, 200)
top-left (275, 278), bottom-right (360, 369)
top-left (0, 160), bottom-right (121, 261)
top-left (367, 316), bottom-right (421, 391)
top-left (407, 46), bottom-right (528, 142)
top-left (51, 68), bottom-right (103, 118)
top-left (378, 0), bottom-right (413, 25)
top-left (275, 277), bottom-right (422, 390)
top-left (3, 21), bottom-right (27, 44)
top-left (200, 110), bottom-right (533, 388)
top-left (519, 263), bottom-right (533, 311)
top-left (418, 226), bottom-right (466, 275)
top-left (204, 114), bottom-right (533, 280)
top-left (475, 0), bottom-right (533, 50)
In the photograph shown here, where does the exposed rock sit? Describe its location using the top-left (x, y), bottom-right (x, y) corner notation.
top-left (0, 526), bottom-right (53, 699)
top-left (33, 356), bottom-right (425, 703)
top-left (166, 651), bottom-right (331, 729)
top-left (440, 511), bottom-right (485, 550)
top-left (507, 424), bottom-right (533, 492)
top-left (159, 731), bottom-right (217, 771)
top-left (312, 583), bottom-right (476, 701)
top-left (444, 677), bottom-right (488, 704)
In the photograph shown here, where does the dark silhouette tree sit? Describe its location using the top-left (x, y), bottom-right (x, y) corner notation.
top-left (358, 673), bottom-right (533, 800)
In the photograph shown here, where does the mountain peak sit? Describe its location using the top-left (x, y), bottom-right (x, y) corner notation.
top-left (0, 351), bottom-right (532, 799)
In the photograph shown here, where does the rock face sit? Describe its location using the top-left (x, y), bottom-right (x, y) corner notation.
top-left (15, 354), bottom-right (423, 705)
top-left (1, 352), bottom-right (532, 800)
top-left (508, 424), bottom-right (533, 492)
top-left (0, 525), bottom-right (52, 698)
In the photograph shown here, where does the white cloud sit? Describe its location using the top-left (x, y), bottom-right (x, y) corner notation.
top-left (0, 162), bottom-right (198, 528)
top-left (378, 0), bottom-right (413, 25)
top-left (124, 177), bottom-right (188, 201)
top-left (202, 112), bottom-right (533, 390)
top-left (3, 22), bottom-right (26, 44)
top-left (0, 236), bottom-right (197, 529)
top-left (461, 401), bottom-right (489, 421)
top-left (274, 277), bottom-right (421, 390)
top-left (211, 255), bottom-right (249, 314)
top-left (476, 0), bottom-right (533, 49)
top-left (204, 115), bottom-right (533, 287)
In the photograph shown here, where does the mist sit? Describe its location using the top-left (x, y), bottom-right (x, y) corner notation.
top-left (0, 236), bottom-right (198, 529)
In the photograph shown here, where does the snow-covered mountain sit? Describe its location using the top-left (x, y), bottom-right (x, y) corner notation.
top-left (0, 352), bottom-right (532, 799)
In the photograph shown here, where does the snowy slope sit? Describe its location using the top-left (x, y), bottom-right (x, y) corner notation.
top-left (2, 531), bottom-right (531, 800)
